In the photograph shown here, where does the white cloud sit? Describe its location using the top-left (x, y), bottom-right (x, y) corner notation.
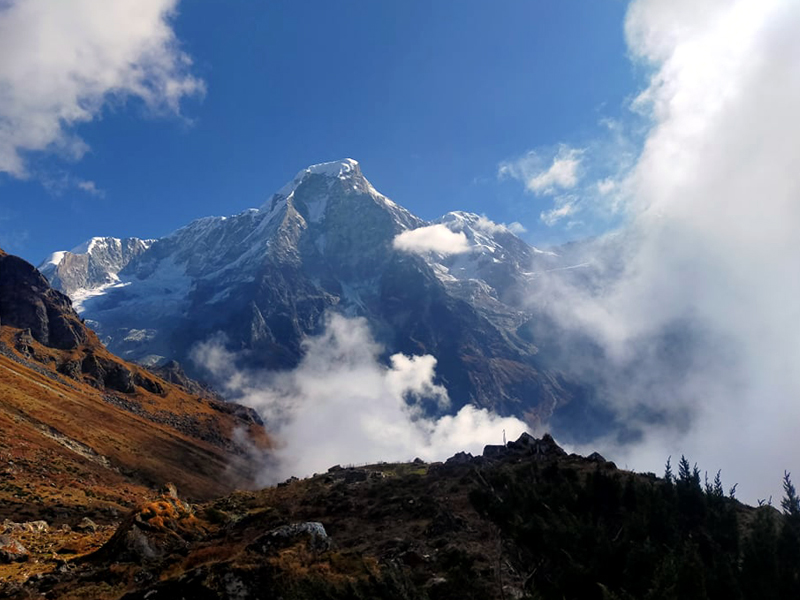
top-left (540, 195), bottom-right (578, 226)
top-left (596, 178), bottom-right (617, 196)
top-left (76, 180), bottom-right (104, 198)
top-left (499, 145), bottom-right (584, 196)
top-left (193, 313), bottom-right (527, 483)
top-left (531, 0), bottom-right (800, 502)
top-left (506, 222), bottom-right (527, 235)
top-left (393, 224), bottom-right (471, 256)
top-left (0, 0), bottom-right (204, 177)
top-left (472, 215), bottom-right (527, 236)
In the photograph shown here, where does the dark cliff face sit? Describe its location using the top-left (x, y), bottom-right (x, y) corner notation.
top-left (0, 249), bottom-right (86, 350)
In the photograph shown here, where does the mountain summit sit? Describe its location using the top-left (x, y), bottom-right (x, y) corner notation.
top-left (40, 160), bottom-right (573, 421)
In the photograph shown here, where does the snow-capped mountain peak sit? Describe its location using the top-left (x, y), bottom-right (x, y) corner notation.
top-left (304, 157), bottom-right (360, 178)
top-left (267, 158), bottom-right (362, 207)
top-left (38, 159), bottom-right (579, 418)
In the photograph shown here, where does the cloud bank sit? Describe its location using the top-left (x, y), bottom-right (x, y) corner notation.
top-left (393, 224), bottom-right (471, 256)
top-left (0, 0), bottom-right (203, 177)
top-left (530, 0), bottom-right (800, 502)
top-left (193, 313), bottom-right (527, 484)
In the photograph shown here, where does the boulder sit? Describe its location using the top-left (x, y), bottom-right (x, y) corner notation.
top-left (75, 517), bottom-right (98, 533)
top-left (2, 520), bottom-right (49, 534)
top-left (0, 535), bottom-right (29, 563)
top-left (93, 485), bottom-right (202, 563)
top-left (247, 522), bottom-right (330, 554)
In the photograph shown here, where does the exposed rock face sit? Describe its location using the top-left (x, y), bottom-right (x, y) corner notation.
top-left (147, 360), bottom-right (216, 399)
top-left (0, 250), bottom-right (86, 350)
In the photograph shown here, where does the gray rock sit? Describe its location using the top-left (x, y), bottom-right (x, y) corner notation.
top-left (248, 521), bottom-right (330, 554)
top-left (75, 517), bottom-right (98, 533)
top-left (0, 535), bottom-right (29, 563)
top-left (2, 520), bottom-right (48, 533)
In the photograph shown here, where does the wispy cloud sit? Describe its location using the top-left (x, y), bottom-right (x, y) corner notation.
top-left (40, 172), bottom-right (107, 198)
top-left (193, 313), bottom-right (527, 483)
top-left (0, 0), bottom-right (204, 178)
top-left (529, 0), bottom-right (800, 502)
top-left (540, 195), bottom-right (578, 227)
top-left (393, 224), bottom-right (471, 256)
top-left (499, 145), bottom-right (584, 196)
top-left (470, 215), bottom-right (527, 236)
top-left (75, 180), bottom-right (105, 198)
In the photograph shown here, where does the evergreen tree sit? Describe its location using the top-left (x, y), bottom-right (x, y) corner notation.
top-left (781, 471), bottom-right (800, 517)
top-left (778, 472), bottom-right (800, 598)
top-left (664, 456), bottom-right (674, 485)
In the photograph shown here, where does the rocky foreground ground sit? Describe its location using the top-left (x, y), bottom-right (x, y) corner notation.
top-left (3, 431), bottom-right (782, 600)
top-left (0, 433), bottom-right (588, 599)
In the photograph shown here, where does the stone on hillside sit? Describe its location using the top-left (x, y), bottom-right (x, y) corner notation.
top-left (0, 535), bottom-right (29, 563)
top-left (247, 521), bottom-right (330, 554)
top-left (93, 486), bottom-right (202, 563)
top-left (343, 469), bottom-right (368, 484)
top-left (75, 517), bottom-right (97, 533)
top-left (2, 520), bottom-right (49, 533)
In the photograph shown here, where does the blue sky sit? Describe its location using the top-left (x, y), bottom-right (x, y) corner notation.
top-left (0, 0), bottom-right (637, 264)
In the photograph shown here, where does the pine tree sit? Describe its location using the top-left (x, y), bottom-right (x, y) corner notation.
top-left (782, 471), bottom-right (800, 517)
top-left (678, 455), bottom-right (692, 483)
top-left (713, 470), bottom-right (724, 499)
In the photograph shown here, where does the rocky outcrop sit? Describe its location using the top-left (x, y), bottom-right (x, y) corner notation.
top-left (481, 432), bottom-right (567, 460)
top-left (147, 360), bottom-right (215, 399)
top-left (94, 485), bottom-right (203, 563)
top-left (0, 250), bottom-right (85, 350)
